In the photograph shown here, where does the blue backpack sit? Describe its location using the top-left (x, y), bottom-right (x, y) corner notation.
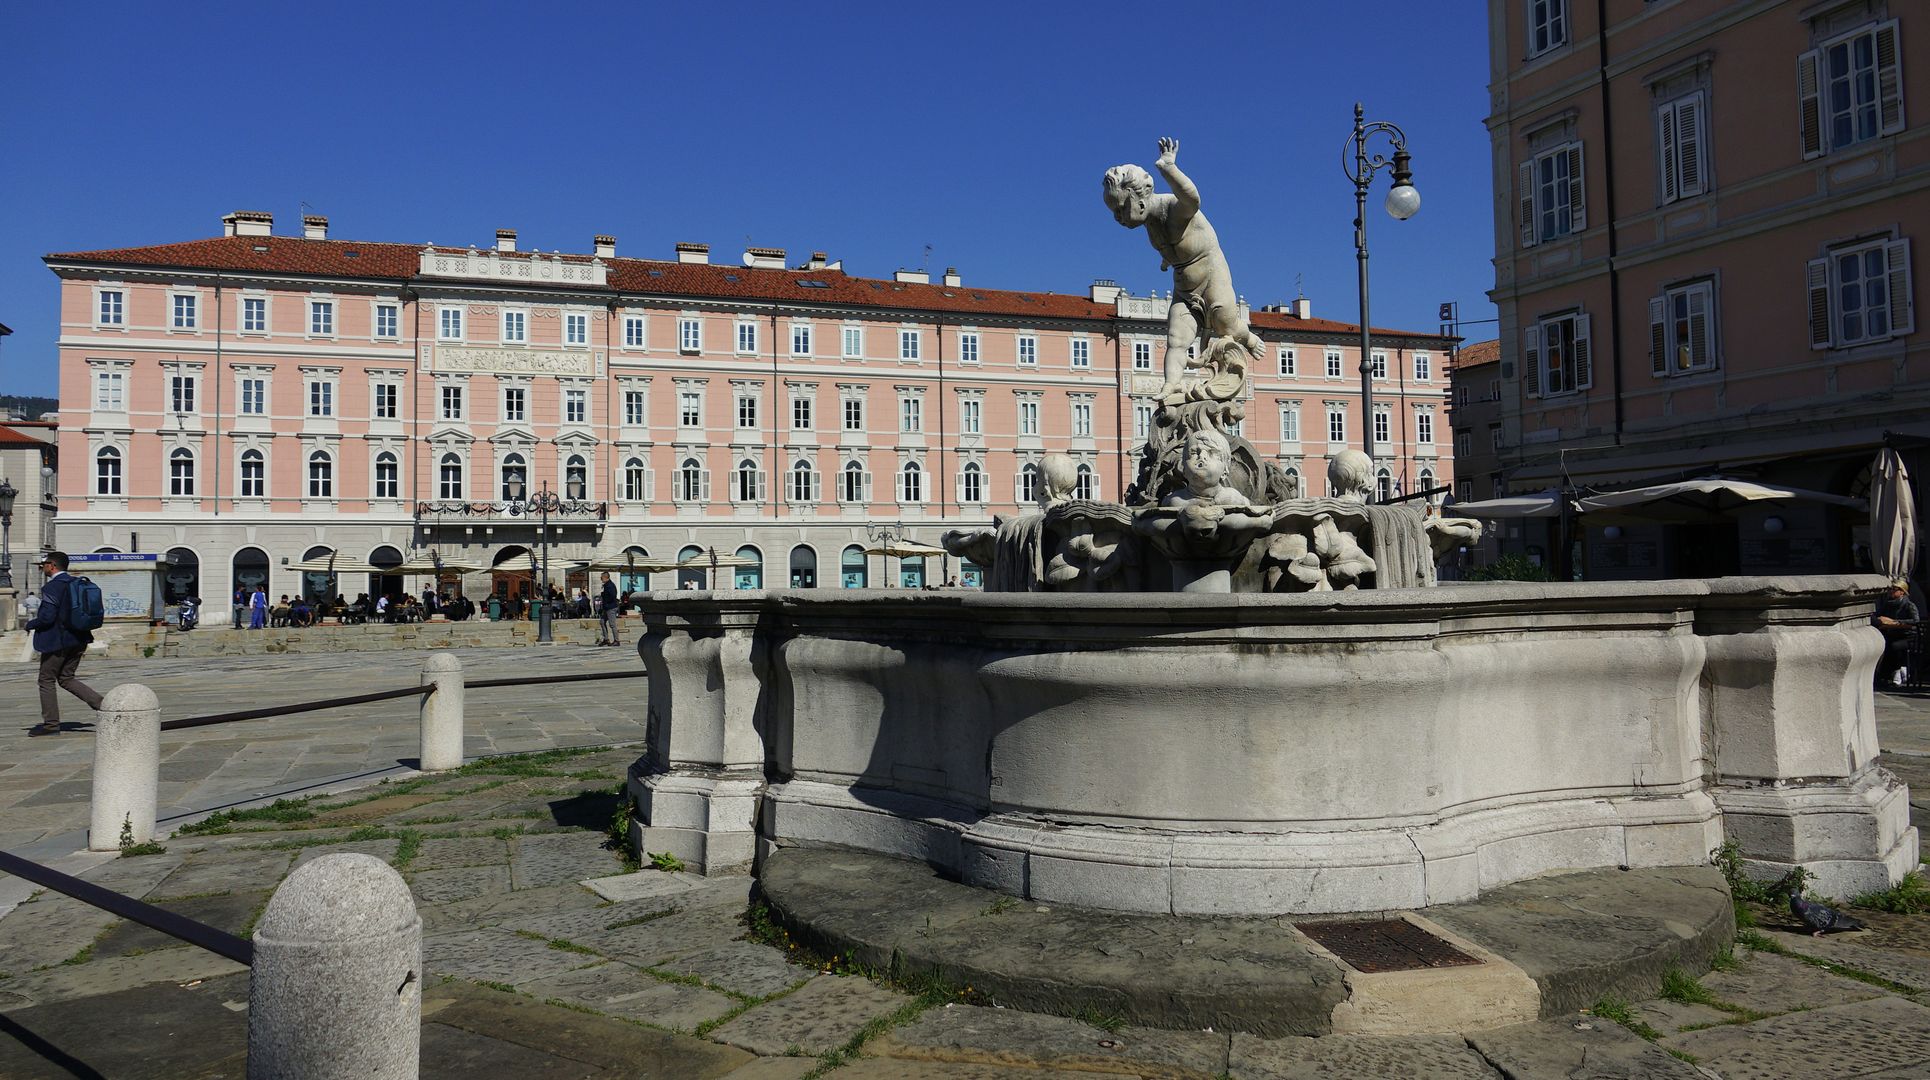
top-left (65, 576), bottom-right (106, 633)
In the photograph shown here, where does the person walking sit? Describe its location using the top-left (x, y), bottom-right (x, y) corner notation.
top-left (25, 551), bottom-right (104, 737)
top-left (249, 585), bottom-right (268, 630)
top-left (596, 571), bottom-right (620, 646)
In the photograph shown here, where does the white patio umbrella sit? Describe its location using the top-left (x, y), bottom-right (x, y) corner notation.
top-left (573, 552), bottom-right (682, 574)
top-left (285, 553), bottom-right (386, 573)
top-left (859, 540), bottom-right (950, 559)
top-left (489, 553), bottom-right (539, 573)
top-left (393, 556), bottom-right (487, 575)
top-left (676, 547), bottom-right (759, 569)
top-left (1576, 478), bottom-right (1867, 524)
top-left (1443, 491), bottom-right (1566, 519)
top-left (1870, 448), bottom-right (1918, 584)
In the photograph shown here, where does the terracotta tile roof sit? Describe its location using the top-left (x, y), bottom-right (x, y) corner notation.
top-left (45, 234), bottom-right (1444, 338)
top-left (1453, 338), bottom-right (1501, 369)
top-left (0, 425), bottom-right (52, 447)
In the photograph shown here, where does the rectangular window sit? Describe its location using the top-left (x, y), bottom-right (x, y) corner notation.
top-left (623, 315), bottom-right (645, 348)
top-left (439, 308), bottom-right (464, 341)
top-left (1371, 351), bottom-right (1387, 380)
top-left (1523, 311), bottom-right (1594, 396)
top-left (1278, 348), bottom-right (1296, 376)
top-left (242, 297), bottom-right (266, 332)
top-left (169, 374), bottom-right (196, 413)
top-left (1071, 401), bottom-right (1093, 437)
top-left (1457, 479), bottom-right (1473, 502)
top-left (1325, 350), bottom-right (1343, 378)
top-left (1327, 406), bottom-right (1346, 444)
top-left (1416, 410), bottom-right (1434, 444)
top-left (1373, 409), bottom-right (1391, 445)
top-left (375, 303), bottom-right (398, 339)
top-left (624, 390), bottom-right (646, 427)
top-left (565, 389), bottom-right (587, 423)
top-left (1133, 402), bottom-right (1153, 441)
top-left (1657, 92), bottom-right (1707, 204)
top-left (1800, 21), bottom-right (1904, 159)
top-left (737, 322), bottom-right (758, 354)
top-left (99, 290), bottom-right (124, 325)
top-left (1527, 0), bottom-right (1567, 57)
top-left (842, 326), bottom-right (863, 358)
top-left (843, 396), bottom-right (864, 431)
top-left (680, 318), bottom-right (702, 353)
top-left (1017, 335), bottom-right (1038, 366)
top-left (679, 390), bottom-right (703, 428)
top-left (960, 397), bottom-right (981, 435)
top-left (793, 395), bottom-right (814, 430)
top-left (1133, 341), bottom-right (1154, 370)
top-left (172, 294), bottom-right (197, 329)
top-left (1520, 142), bottom-right (1585, 247)
top-left (1019, 399), bottom-right (1039, 436)
top-left (308, 380), bottom-right (334, 416)
top-left (1413, 353), bottom-right (1431, 381)
top-left (95, 370), bottom-right (125, 410)
top-left (441, 385), bottom-right (464, 421)
top-left (310, 300), bottom-right (334, 336)
top-left (1280, 404), bottom-right (1300, 442)
top-left (900, 396), bottom-right (922, 432)
top-left (1070, 339), bottom-right (1091, 368)
top-left (565, 312), bottom-right (587, 346)
top-left (501, 310), bottom-right (526, 343)
top-left (959, 332), bottom-right (980, 365)
top-left (1491, 425), bottom-right (1504, 452)
top-left (1649, 279), bottom-right (1718, 375)
top-left (373, 383), bottom-right (398, 420)
top-left (791, 323), bottom-right (812, 356)
top-left (736, 394), bottom-right (758, 429)
top-left (242, 455), bottom-right (266, 498)
top-left (1809, 237), bottom-right (1913, 348)
top-left (1456, 430), bottom-right (1471, 456)
top-left (899, 329), bottom-right (921, 361)
top-left (374, 458), bottom-right (397, 500)
top-left (240, 377), bottom-right (266, 415)
top-left (503, 387), bottom-right (527, 423)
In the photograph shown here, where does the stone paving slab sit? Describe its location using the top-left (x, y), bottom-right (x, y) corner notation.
top-left (0, 892), bottom-right (124, 975)
top-left (91, 890), bottom-right (267, 959)
top-left (1465, 1016), bottom-right (1706, 1079)
top-left (872, 1002), bottom-right (1231, 1079)
top-left (423, 927), bottom-right (603, 984)
top-left (1764, 928), bottom-right (1930, 991)
top-left (580, 903), bottom-right (751, 968)
top-left (149, 846), bottom-right (294, 899)
top-left (410, 863), bottom-right (514, 905)
top-left (0, 947), bottom-right (249, 1005)
top-left (417, 881), bottom-right (605, 934)
top-left (837, 1062), bottom-right (1144, 1079)
top-left (1661, 994), bottom-right (1930, 1078)
top-left (511, 830), bottom-right (624, 888)
top-left (423, 980), bottom-right (754, 1079)
top-left (655, 940), bottom-right (817, 999)
top-left (518, 961), bottom-right (741, 1030)
top-left (410, 835), bottom-right (510, 871)
top-left (1228, 1032), bottom-right (1501, 1079)
top-left (0, 980), bottom-right (249, 1079)
top-left (710, 974), bottom-right (911, 1056)
top-left (716, 1059), bottom-right (818, 1079)
top-left (290, 837), bottom-right (401, 869)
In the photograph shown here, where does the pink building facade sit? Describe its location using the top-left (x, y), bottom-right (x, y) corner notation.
top-left (47, 213), bottom-right (1454, 619)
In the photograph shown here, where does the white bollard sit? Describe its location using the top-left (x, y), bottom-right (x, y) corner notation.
top-left (250, 853), bottom-right (421, 1079)
top-left (88, 683), bottom-right (160, 851)
top-left (418, 652), bottom-right (464, 772)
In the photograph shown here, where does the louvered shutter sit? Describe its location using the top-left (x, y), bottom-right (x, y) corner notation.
top-left (1677, 95), bottom-right (1704, 199)
top-left (1875, 20), bottom-right (1904, 136)
top-left (1887, 238), bottom-right (1915, 337)
top-left (862, 472), bottom-right (873, 503)
top-left (1658, 105), bottom-right (1679, 204)
top-left (1565, 144), bottom-right (1586, 232)
top-left (1806, 258), bottom-right (1833, 348)
top-left (1650, 297), bottom-right (1668, 376)
top-left (955, 469), bottom-right (966, 504)
top-left (1522, 325), bottom-right (1542, 397)
top-left (1685, 287), bottom-right (1710, 370)
top-left (645, 468), bottom-right (655, 501)
top-left (700, 470), bottom-right (711, 502)
top-left (755, 470), bottom-right (767, 503)
top-left (1572, 314), bottom-right (1593, 390)
top-left (1798, 50), bottom-right (1824, 158)
top-left (1519, 162), bottom-right (1537, 248)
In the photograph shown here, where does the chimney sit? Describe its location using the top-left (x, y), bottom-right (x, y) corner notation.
top-left (228, 210), bottom-right (274, 237)
top-left (942, 267), bottom-right (962, 287)
top-left (302, 215), bottom-right (329, 240)
top-left (800, 251), bottom-right (829, 271)
top-left (894, 269), bottom-right (929, 284)
top-left (1089, 278), bottom-right (1121, 305)
top-left (743, 246), bottom-right (787, 270)
top-left (676, 242), bottom-right (710, 264)
top-left (1292, 297), bottom-right (1312, 319)
top-left (495, 229), bottom-right (518, 253)
top-left (593, 234), bottom-right (616, 258)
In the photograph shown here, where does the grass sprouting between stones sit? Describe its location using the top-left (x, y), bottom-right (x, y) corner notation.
top-left (1588, 995), bottom-right (1663, 1041)
top-left (176, 797), bottom-right (318, 836)
top-left (1852, 871), bottom-right (1930, 914)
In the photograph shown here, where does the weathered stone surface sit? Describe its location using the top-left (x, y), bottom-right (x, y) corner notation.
top-left (1, 947), bottom-right (249, 1004)
top-left (497, 892), bottom-right (696, 943)
top-left (424, 981), bottom-right (753, 1078)
top-left (92, 891), bottom-right (268, 958)
top-left (417, 882), bottom-right (603, 933)
top-left (1229, 1032), bottom-right (1501, 1079)
top-left (512, 830), bottom-right (624, 888)
top-left (833, 1062), bottom-right (1143, 1079)
top-left (1662, 994), bottom-right (1930, 1078)
top-left (0, 980), bottom-right (247, 1079)
top-left (290, 837), bottom-right (401, 869)
top-left (710, 975), bottom-right (910, 1056)
top-left (872, 1003), bottom-right (1229, 1079)
top-left (581, 904), bottom-right (750, 968)
top-left (713, 1059), bottom-right (819, 1080)
top-left (655, 941), bottom-right (815, 999)
top-left (1705, 946), bottom-right (1894, 1012)
top-left (73, 850), bottom-right (187, 897)
top-left (420, 1022), bottom-right (611, 1079)
top-left (423, 928), bottom-right (601, 985)
top-left (519, 961), bottom-right (739, 1030)
top-left (0, 892), bottom-right (122, 974)
top-left (1764, 929), bottom-right (1930, 992)
top-left (411, 864), bottom-right (514, 905)
top-left (583, 868), bottom-right (703, 902)
top-left (410, 836), bottom-right (510, 872)
top-left (1467, 1016), bottom-right (1707, 1079)
top-left (150, 848), bottom-right (293, 899)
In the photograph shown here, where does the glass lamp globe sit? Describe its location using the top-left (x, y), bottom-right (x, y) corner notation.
top-left (1385, 183), bottom-right (1422, 221)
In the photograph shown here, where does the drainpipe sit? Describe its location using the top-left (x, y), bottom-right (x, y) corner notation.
top-left (769, 310), bottom-right (780, 520)
top-left (1112, 324), bottom-right (1126, 500)
top-left (1597, 0), bottom-right (1626, 444)
top-left (213, 274), bottom-right (223, 515)
top-left (934, 315), bottom-right (946, 521)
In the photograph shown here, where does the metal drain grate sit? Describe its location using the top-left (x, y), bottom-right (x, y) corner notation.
top-left (1293, 918), bottom-right (1483, 973)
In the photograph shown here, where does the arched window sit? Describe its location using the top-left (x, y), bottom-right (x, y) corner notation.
top-left (789, 545), bottom-right (817, 588)
top-left (370, 545), bottom-right (404, 596)
top-left (1418, 467), bottom-right (1436, 504)
top-left (840, 544), bottom-right (868, 588)
top-left (960, 462), bottom-right (983, 504)
top-left (676, 544), bottom-right (706, 590)
top-left (231, 546), bottom-right (270, 608)
top-left (566, 454), bottom-right (587, 500)
top-left (308, 451), bottom-right (334, 498)
top-left (899, 461), bottom-right (923, 503)
top-left (734, 545), bottom-right (763, 589)
top-left (790, 461), bottom-right (816, 503)
top-left (840, 461), bottom-right (866, 504)
top-left (1376, 467), bottom-right (1393, 503)
top-left (302, 545), bottom-right (335, 602)
top-left (240, 449), bottom-right (266, 498)
top-left (734, 459), bottom-right (761, 503)
top-left (901, 555), bottom-right (926, 589)
top-left (1284, 465), bottom-right (1302, 499)
top-left (373, 452), bottom-right (399, 500)
top-left (1074, 463), bottom-right (1095, 501)
top-left (1018, 462), bottom-right (1039, 506)
top-left (501, 452), bottom-right (527, 502)
top-left (678, 458), bottom-right (705, 502)
top-left (163, 546), bottom-right (199, 604)
top-left (439, 453), bottom-right (464, 500)
top-left (168, 448), bottom-right (196, 497)
top-left (623, 457), bottom-right (647, 502)
top-left (96, 447), bottom-right (122, 496)
top-left (619, 545), bottom-right (650, 594)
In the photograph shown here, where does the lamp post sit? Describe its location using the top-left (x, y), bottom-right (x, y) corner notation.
top-left (506, 477), bottom-right (562, 643)
top-left (1342, 102), bottom-right (1421, 484)
top-left (866, 519), bottom-right (904, 588)
top-left (0, 479), bottom-right (15, 589)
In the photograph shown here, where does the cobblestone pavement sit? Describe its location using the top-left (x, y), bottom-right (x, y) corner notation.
top-left (0, 646), bottom-right (645, 858)
top-left (0, 692), bottom-right (1927, 1076)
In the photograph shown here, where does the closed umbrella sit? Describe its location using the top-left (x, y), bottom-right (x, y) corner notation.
top-left (1871, 448), bottom-right (1918, 584)
top-left (1443, 491), bottom-right (1566, 520)
top-left (1576, 478), bottom-right (1866, 524)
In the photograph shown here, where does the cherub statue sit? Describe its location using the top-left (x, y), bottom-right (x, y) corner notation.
top-left (1327, 449), bottom-right (1375, 503)
top-left (1104, 138), bottom-right (1269, 406)
top-left (1163, 428), bottom-right (1250, 509)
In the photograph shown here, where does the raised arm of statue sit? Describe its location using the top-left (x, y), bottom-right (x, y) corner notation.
top-left (1154, 137), bottom-right (1200, 219)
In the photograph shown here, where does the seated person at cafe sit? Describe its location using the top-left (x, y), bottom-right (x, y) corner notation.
top-left (1874, 578), bottom-right (1920, 688)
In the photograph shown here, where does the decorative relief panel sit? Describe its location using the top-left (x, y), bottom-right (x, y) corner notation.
top-left (419, 248), bottom-right (608, 286)
top-left (436, 347), bottom-right (596, 376)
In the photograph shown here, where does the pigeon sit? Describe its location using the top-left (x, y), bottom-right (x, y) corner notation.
top-left (1790, 891), bottom-right (1864, 935)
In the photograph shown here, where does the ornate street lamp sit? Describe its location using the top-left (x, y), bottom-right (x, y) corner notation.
top-left (506, 475), bottom-right (563, 643)
top-left (0, 478), bottom-right (15, 589)
top-left (1342, 102), bottom-right (1421, 479)
top-left (866, 519), bottom-right (904, 588)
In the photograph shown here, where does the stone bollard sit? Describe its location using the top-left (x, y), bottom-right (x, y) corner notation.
top-left (88, 683), bottom-right (160, 851)
top-left (250, 853), bottom-right (421, 1079)
top-left (418, 651), bottom-right (464, 772)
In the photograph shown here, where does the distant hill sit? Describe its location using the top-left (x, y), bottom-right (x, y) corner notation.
top-left (0, 396), bottom-right (57, 421)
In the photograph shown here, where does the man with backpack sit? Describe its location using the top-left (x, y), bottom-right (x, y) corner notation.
top-left (26, 551), bottom-right (104, 737)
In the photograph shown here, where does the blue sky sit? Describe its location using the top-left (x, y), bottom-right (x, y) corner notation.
top-left (0, 1), bottom-right (1499, 398)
